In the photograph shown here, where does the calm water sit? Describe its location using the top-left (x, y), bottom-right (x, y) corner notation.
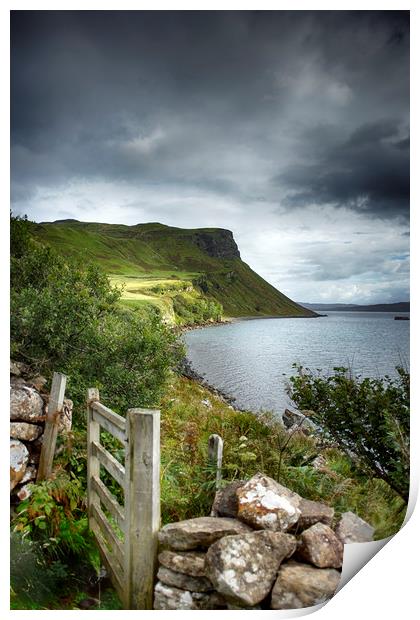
top-left (184, 312), bottom-right (410, 414)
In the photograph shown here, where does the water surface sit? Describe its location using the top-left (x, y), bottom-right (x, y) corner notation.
top-left (184, 312), bottom-right (410, 414)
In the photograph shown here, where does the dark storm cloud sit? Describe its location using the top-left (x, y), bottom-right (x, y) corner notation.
top-left (10, 10), bottom-right (410, 303)
top-left (11, 11), bottom-right (409, 197)
top-left (275, 119), bottom-right (409, 218)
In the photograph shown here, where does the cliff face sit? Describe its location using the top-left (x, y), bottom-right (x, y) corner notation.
top-left (187, 230), bottom-right (241, 260)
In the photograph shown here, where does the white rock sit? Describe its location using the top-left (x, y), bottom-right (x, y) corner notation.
top-left (10, 422), bottom-right (43, 442)
top-left (10, 439), bottom-right (29, 491)
top-left (10, 386), bottom-right (44, 422)
top-left (236, 473), bottom-right (301, 532)
top-left (205, 530), bottom-right (296, 606)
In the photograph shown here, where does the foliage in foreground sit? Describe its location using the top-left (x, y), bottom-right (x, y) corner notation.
top-left (287, 365), bottom-right (410, 502)
top-left (10, 374), bottom-right (407, 608)
top-left (12, 472), bottom-right (96, 564)
top-left (10, 214), bottom-right (183, 418)
top-left (158, 375), bottom-right (406, 539)
top-left (10, 471), bottom-right (100, 609)
top-left (10, 529), bottom-right (122, 610)
top-left (10, 532), bottom-right (68, 609)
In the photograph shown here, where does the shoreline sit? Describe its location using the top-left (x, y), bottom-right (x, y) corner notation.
top-left (176, 312), bottom-right (322, 334)
top-left (177, 357), bottom-right (245, 412)
top-left (175, 313), bottom-right (324, 414)
top-left (177, 317), bottom-right (233, 334)
top-left (229, 313), bottom-right (321, 321)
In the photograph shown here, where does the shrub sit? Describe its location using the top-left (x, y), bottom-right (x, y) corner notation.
top-left (12, 472), bottom-right (98, 566)
top-left (10, 214), bottom-right (183, 418)
top-left (287, 365), bottom-right (410, 502)
top-left (172, 293), bottom-right (222, 325)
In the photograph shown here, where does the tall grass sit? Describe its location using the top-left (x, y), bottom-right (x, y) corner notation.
top-left (159, 375), bottom-right (406, 537)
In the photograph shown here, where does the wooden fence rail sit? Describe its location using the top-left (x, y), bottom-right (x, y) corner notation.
top-left (86, 389), bottom-right (160, 609)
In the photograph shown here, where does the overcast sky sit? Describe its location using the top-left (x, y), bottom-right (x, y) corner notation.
top-left (11, 10), bottom-right (409, 303)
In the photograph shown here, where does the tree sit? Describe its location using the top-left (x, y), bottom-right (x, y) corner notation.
top-left (287, 365), bottom-right (410, 502)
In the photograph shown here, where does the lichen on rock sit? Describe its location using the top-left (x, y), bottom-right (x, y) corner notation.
top-left (205, 530), bottom-right (296, 606)
top-left (10, 439), bottom-right (29, 491)
top-left (297, 522), bottom-right (343, 569)
top-left (236, 473), bottom-right (301, 532)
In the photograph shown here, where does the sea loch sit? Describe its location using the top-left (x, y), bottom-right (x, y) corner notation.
top-left (184, 311), bottom-right (410, 414)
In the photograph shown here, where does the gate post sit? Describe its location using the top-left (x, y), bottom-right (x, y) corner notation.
top-left (208, 433), bottom-right (223, 490)
top-left (125, 408), bottom-right (160, 609)
top-left (37, 372), bottom-right (67, 481)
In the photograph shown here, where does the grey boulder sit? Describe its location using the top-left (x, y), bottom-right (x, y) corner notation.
top-left (297, 523), bottom-right (343, 569)
top-left (205, 530), bottom-right (296, 606)
top-left (157, 566), bottom-right (212, 592)
top-left (10, 422), bottom-right (43, 442)
top-left (298, 498), bottom-right (335, 530)
top-left (211, 480), bottom-right (244, 518)
top-left (158, 517), bottom-right (252, 551)
top-left (335, 511), bottom-right (375, 543)
top-left (158, 550), bottom-right (206, 577)
top-left (153, 582), bottom-right (226, 610)
top-left (271, 560), bottom-right (341, 609)
top-left (283, 408), bottom-right (316, 433)
top-left (236, 473), bottom-right (301, 531)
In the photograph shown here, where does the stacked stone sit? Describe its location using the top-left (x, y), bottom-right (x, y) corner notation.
top-left (10, 361), bottom-right (72, 501)
top-left (154, 472), bottom-right (374, 610)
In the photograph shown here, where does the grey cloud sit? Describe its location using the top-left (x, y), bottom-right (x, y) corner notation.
top-left (275, 120), bottom-right (409, 218)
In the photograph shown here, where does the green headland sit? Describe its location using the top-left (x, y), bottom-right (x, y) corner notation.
top-left (31, 219), bottom-right (316, 325)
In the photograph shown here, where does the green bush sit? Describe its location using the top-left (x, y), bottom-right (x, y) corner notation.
top-left (10, 214), bottom-right (183, 418)
top-left (172, 293), bottom-right (222, 325)
top-left (287, 365), bottom-right (410, 502)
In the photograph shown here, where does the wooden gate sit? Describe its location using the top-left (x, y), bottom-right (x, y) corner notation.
top-left (86, 388), bottom-right (160, 609)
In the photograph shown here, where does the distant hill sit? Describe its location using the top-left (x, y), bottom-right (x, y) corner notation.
top-left (300, 302), bottom-right (410, 313)
top-left (31, 220), bottom-right (316, 323)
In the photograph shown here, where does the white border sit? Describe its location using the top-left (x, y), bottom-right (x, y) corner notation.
top-left (2, 2), bottom-right (417, 619)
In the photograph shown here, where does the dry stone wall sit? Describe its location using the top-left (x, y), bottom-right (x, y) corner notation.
top-left (154, 472), bottom-right (374, 610)
top-left (10, 361), bottom-right (72, 501)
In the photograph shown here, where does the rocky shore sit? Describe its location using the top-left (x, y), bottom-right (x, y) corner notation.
top-left (177, 358), bottom-right (240, 410)
top-left (176, 317), bottom-right (232, 333)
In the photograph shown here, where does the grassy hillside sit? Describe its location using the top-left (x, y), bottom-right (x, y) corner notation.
top-left (31, 220), bottom-right (316, 324)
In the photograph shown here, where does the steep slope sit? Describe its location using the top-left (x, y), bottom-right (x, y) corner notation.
top-left (31, 220), bottom-right (316, 322)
